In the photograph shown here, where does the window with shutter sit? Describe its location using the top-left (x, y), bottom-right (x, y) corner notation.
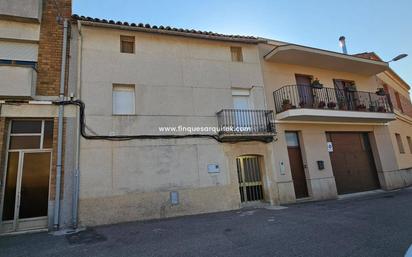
top-left (112, 84), bottom-right (135, 115)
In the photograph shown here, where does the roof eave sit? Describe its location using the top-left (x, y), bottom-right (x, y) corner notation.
top-left (264, 44), bottom-right (389, 76)
top-left (76, 20), bottom-right (264, 44)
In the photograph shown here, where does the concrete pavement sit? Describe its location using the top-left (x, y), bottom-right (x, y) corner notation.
top-left (1, 188), bottom-right (412, 257)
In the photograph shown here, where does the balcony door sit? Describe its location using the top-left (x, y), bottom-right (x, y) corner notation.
top-left (333, 79), bottom-right (357, 110)
top-left (295, 74), bottom-right (313, 108)
top-left (232, 89), bottom-right (251, 130)
top-left (1, 120), bottom-right (53, 234)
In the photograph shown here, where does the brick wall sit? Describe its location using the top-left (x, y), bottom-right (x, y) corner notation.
top-left (36, 0), bottom-right (71, 96)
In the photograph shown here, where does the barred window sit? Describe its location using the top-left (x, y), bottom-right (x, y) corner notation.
top-left (120, 35), bottom-right (135, 53)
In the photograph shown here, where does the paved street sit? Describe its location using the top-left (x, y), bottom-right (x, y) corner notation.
top-left (1, 188), bottom-right (412, 257)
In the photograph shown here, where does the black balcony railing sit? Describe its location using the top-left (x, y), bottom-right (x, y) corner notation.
top-left (273, 85), bottom-right (393, 114)
top-left (216, 109), bottom-right (276, 135)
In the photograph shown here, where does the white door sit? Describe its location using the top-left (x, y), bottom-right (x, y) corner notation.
top-left (232, 89), bottom-right (251, 131)
top-left (233, 95), bottom-right (250, 109)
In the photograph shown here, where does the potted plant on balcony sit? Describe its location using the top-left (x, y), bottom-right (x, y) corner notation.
top-left (299, 100), bottom-right (306, 108)
top-left (376, 88), bottom-right (386, 96)
top-left (327, 101), bottom-right (337, 109)
top-left (311, 78), bottom-right (323, 89)
top-left (346, 82), bottom-right (357, 92)
top-left (282, 99), bottom-right (293, 111)
top-left (356, 103), bottom-right (367, 111)
top-left (318, 101), bottom-right (326, 109)
top-left (377, 106), bottom-right (387, 112)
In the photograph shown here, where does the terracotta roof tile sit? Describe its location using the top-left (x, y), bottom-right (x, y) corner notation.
top-left (72, 14), bottom-right (260, 42)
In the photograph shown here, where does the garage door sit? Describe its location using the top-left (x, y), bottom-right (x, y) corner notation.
top-left (327, 132), bottom-right (380, 194)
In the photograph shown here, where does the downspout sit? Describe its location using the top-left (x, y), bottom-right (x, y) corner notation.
top-left (72, 20), bottom-right (82, 229)
top-left (54, 18), bottom-right (68, 230)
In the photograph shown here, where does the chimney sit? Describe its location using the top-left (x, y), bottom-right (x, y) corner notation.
top-left (339, 36), bottom-right (348, 54)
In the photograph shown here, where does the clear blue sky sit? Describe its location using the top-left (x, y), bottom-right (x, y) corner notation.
top-left (74, 0), bottom-right (411, 94)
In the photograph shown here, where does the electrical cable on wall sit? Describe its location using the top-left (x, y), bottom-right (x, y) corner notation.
top-left (53, 100), bottom-right (222, 142)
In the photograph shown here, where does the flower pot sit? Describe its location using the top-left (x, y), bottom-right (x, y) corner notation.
top-left (327, 102), bottom-right (336, 109)
top-left (282, 103), bottom-right (293, 111)
top-left (318, 102), bottom-right (326, 109)
top-left (311, 83), bottom-right (323, 89)
top-left (376, 88), bottom-right (386, 96)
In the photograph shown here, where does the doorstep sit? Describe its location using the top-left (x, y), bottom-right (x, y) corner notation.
top-left (240, 201), bottom-right (288, 210)
top-left (0, 228), bottom-right (48, 237)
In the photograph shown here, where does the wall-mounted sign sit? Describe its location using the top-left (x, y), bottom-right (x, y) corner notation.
top-left (207, 164), bottom-right (220, 173)
top-left (327, 142), bottom-right (333, 152)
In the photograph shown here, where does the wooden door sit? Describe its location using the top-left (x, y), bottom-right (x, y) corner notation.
top-left (285, 132), bottom-right (309, 198)
top-left (327, 132), bottom-right (380, 194)
top-left (295, 74), bottom-right (313, 108)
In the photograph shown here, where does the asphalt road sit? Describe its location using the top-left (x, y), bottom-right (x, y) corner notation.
top-left (1, 188), bottom-right (412, 257)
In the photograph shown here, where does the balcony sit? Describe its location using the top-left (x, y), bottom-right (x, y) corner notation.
top-left (216, 109), bottom-right (276, 142)
top-left (0, 65), bottom-right (37, 99)
top-left (273, 85), bottom-right (396, 123)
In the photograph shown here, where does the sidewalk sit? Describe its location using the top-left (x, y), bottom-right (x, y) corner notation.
top-left (1, 188), bottom-right (411, 257)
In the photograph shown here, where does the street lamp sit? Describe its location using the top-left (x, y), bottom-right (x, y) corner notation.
top-left (388, 54), bottom-right (408, 62)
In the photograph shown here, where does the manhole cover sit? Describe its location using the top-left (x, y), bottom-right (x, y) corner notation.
top-left (66, 228), bottom-right (107, 245)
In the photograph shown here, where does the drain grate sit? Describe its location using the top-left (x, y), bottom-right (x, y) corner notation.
top-left (66, 228), bottom-right (107, 245)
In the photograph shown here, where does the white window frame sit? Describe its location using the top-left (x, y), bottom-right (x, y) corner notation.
top-left (112, 84), bottom-right (136, 115)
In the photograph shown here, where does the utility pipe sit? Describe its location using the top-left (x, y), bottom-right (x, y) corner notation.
top-left (54, 18), bottom-right (68, 230)
top-left (72, 20), bottom-right (82, 229)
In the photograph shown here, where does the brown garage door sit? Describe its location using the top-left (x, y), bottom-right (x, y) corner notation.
top-left (327, 132), bottom-right (380, 194)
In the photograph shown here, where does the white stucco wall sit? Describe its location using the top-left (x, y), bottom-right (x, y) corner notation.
top-left (80, 27), bottom-right (265, 135)
top-left (76, 26), bottom-right (270, 225)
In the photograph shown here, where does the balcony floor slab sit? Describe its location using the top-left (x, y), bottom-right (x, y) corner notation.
top-left (276, 108), bottom-right (396, 123)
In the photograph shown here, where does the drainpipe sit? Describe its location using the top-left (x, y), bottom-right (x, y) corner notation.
top-left (54, 18), bottom-right (68, 231)
top-left (72, 20), bottom-right (82, 229)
